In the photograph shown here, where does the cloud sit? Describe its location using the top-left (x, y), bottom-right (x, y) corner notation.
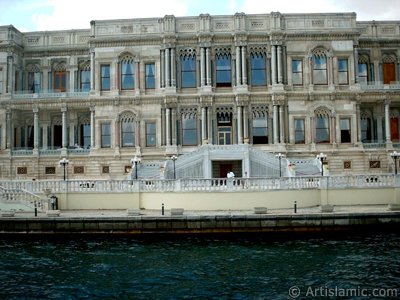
top-left (31, 0), bottom-right (190, 31)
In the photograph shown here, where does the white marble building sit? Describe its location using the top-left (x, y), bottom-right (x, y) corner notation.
top-left (0, 12), bottom-right (400, 180)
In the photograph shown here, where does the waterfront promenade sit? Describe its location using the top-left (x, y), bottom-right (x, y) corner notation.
top-left (1, 205), bottom-right (399, 235)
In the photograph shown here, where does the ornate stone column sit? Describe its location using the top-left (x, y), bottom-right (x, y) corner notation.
top-left (6, 109), bottom-right (12, 149)
top-left (385, 100), bottom-right (391, 142)
top-left (170, 48), bottom-right (176, 87)
top-left (277, 45), bottom-right (283, 84)
top-left (241, 46), bottom-right (247, 85)
top-left (166, 108), bottom-right (171, 145)
top-left (207, 107), bottom-right (212, 144)
top-left (7, 55), bottom-right (13, 94)
top-left (165, 48), bottom-right (170, 87)
top-left (279, 105), bottom-right (284, 143)
top-left (90, 106), bottom-right (95, 149)
top-left (90, 50), bottom-right (95, 91)
top-left (356, 102), bottom-right (362, 143)
top-left (200, 47), bottom-right (206, 86)
top-left (243, 106), bottom-right (248, 143)
top-left (273, 105), bottom-right (279, 144)
top-left (237, 106), bottom-right (243, 144)
top-left (236, 46), bottom-right (241, 86)
top-left (206, 48), bottom-right (211, 86)
top-left (134, 59), bottom-right (140, 91)
top-left (33, 108), bottom-right (39, 150)
top-left (61, 107), bottom-right (67, 149)
top-left (271, 46), bottom-right (277, 84)
top-left (201, 107), bottom-right (207, 142)
top-left (160, 50), bottom-right (165, 88)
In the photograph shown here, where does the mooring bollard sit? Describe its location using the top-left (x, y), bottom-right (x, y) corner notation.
top-left (162, 203), bottom-right (164, 216)
top-left (34, 201), bottom-right (38, 217)
top-left (294, 201), bottom-right (297, 214)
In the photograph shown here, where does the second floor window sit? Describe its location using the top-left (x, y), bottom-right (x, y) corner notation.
top-left (294, 118), bottom-right (305, 144)
top-left (101, 123), bottom-right (111, 148)
top-left (292, 60), bottom-right (303, 86)
top-left (121, 60), bottom-right (135, 90)
top-left (181, 55), bottom-right (196, 88)
top-left (358, 63), bottom-right (368, 83)
top-left (216, 53), bottom-right (231, 87)
top-left (146, 122), bottom-right (156, 147)
top-left (121, 115), bottom-right (136, 147)
top-left (182, 114), bottom-right (197, 146)
top-left (28, 71), bottom-right (41, 93)
top-left (316, 115), bottom-right (330, 143)
top-left (313, 51), bottom-right (327, 85)
top-left (145, 63), bottom-right (155, 89)
top-left (338, 59), bottom-right (348, 85)
top-left (101, 65), bottom-right (110, 91)
top-left (80, 70), bottom-right (90, 92)
top-left (250, 53), bottom-right (267, 86)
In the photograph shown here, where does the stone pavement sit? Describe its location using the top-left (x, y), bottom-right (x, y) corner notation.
top-left (1, 204), bottom-right (394, 219)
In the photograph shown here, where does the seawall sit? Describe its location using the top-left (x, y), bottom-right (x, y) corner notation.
top-left (0, 211), bottom-right (399, 235)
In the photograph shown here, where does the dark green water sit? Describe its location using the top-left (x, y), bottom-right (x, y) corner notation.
top-left (0, 232), bottom-right (399, 299)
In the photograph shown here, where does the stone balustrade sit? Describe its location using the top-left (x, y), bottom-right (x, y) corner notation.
top-left (0, 174), bottom-right (398, 195)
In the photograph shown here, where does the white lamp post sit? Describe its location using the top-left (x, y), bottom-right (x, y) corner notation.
top-left (130, 155), bottom-right (140, 179)
top-left (390, 151), bottom-right (400, 175)
top-left (171, 155), bottom-right (178, 179)
top-left (59, 157), bottom-right (69, 181)
top-left (275, 153), bottom-right (285, 177)
top-left (316, 152), bottom-right (327, 176)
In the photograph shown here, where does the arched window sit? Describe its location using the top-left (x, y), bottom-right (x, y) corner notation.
top-left (360, 111), bottom-right (372, 142)
top-left (120, 112), bottom-right (136, 147)
top-left (315, 108), bottom-right (330, 143)
top-left (26, 64), bottom-right (41, 93)
top-left (252, 106), bottom-right (268, 144)
top-left (358, 54), bottom-right (371, 84)
top-left (79, 116), bottom-right (91, 148)
top-left (312, 48), bottom-right (328, 85)
top-left (215, 49), bottom-right (231, 87)
top-left (250, 52), bottom-right (267, 86)
top-left (382, 53), bottom-right (397, 84)
top-left (52, 62), bottom-right (67, 92)
top-left (181, 108), bottom-right (197, 146)
top-left (79, 61), bottom-right (91, 92)
top-left (180, 49), bottom-right (196, 88)
top-left (120, 54), bottom-right (135, 90)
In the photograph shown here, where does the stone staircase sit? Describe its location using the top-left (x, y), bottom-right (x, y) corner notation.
top-left (0, 185), bottom-right (48, 212)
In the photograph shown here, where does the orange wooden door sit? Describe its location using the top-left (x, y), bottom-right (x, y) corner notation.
top-left (391, 118), bottom-right (399, 141)
top-left (383, 63), bottom-right (396, 84)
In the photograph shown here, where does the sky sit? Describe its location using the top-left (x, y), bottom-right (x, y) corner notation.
top-left (1, 0), bottom-right (400, 32)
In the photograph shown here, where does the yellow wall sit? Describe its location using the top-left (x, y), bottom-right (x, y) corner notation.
top-left (50, 187), bottom-right (398, 210)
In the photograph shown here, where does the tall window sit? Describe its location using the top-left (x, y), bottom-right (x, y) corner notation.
top-left (27, 64), bottom-right (41, 93)
top-left (340, 118), bottom-right (351, 143)
top-left (80, 123), bottom-right (91, 148)
top-left (250, 52), bottom-right (267, 86)
top-left (382, 54), bottom-right (397, 84)
top-left (145, 63), bottom-right (155, 89)
top-left (181, 55), bottom-right (196, 88)
top-left (53, 63), bottom-right (66, 92)
top-left (292, 60), bottom-right (303, 86)
top-left (361, 114), bottom-right (372, 142)
top-left (294, 118), bottom-right (305, 144)
top-left (358, 63), bottom-right (368, 84)
top-left (216, 52), bottom-right (231, 87)
top-left (101, 123), bottom-right (111, 148)
top-left (121, 57), bottom-right (135, 90)
top-left (313, 49), bottom-right (327, 85)
top-left (121, 113), bottom-right (136, 147)
top-left (315, 110), bottom-right (330, 143)
top-left (338, 59), bottom-right (348, 85)
top-left (101, 65), bottom-right (110, 91)
top-left (146, 122), bottom-right (156, 147)
top-left (0, 68), bottom-right (3, 94)
top-left (182, 114), bottom-right (197, 146)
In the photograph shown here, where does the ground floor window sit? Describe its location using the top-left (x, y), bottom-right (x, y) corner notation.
top-left (340, 118), bottom-right (351, 143)
top-left (252, 118), bottom-right (268, 144)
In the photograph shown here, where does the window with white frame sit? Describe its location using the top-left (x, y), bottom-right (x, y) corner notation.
top-left (292, 59), bottom-right (303, 86)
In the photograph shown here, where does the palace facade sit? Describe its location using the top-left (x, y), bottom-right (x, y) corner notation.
top-left (0, 12), bottom-right (400, 180)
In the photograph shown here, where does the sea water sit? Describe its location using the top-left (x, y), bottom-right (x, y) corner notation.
top-left (0, 232), bottom-right (399, 299)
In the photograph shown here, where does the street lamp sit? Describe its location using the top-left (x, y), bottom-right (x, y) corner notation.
top-left (59, 157), bottom-right (69, 181)
top-left (275, 153), bottom-right (285, 177)
top-left (171, 155), bottom-right (178, 179)
top-left (390, 151), bottom-right (400, 175)
top-left (130, 155), bottom-right (140, 180)
top-left (316, 152), bottom-right (327, 176)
